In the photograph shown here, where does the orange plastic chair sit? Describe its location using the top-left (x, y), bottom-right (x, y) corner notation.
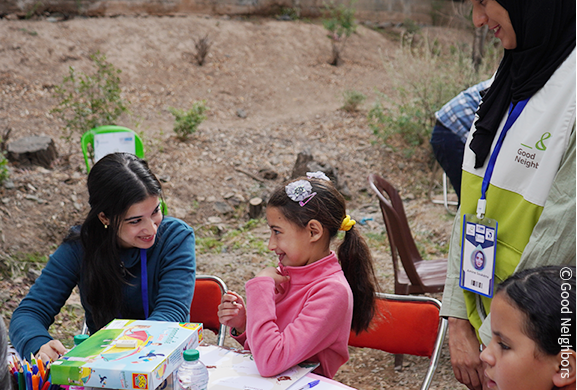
top-left (348, 293), bottom-right (447, 390)
top-left (190, 275), bottom-right (228, 346)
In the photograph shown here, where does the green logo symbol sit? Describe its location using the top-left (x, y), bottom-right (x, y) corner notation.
top-left (536, 132), bottom-right (551, 151)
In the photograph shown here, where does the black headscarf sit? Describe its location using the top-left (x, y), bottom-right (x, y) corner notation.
top-left (470, 0), bottom-right (576, 168)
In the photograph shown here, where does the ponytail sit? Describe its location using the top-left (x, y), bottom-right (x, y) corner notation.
top-left (338, 226), bottom-right (378, 334)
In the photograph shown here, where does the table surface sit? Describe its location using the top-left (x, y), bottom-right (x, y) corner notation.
top-left (197, 344), bottom-right (356, 390)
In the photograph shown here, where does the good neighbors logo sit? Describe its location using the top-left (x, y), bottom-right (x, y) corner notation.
top-left (515, 132), bottom-right (551, 170)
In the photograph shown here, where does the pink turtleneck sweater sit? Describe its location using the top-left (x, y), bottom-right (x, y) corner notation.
top-left (232, 251), bottom-right (354, 378)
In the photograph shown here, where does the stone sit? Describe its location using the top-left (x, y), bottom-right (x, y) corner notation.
top-left (207, 216), bottom-right (222, 224)
top-left (259, 168), bottom-right (278, 180)
top-left (213, 201), bottom-right (233, 215)
top-left (3, 180), bottom-right (14, 190)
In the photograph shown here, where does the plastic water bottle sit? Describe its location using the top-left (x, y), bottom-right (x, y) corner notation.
top-left (176, 349), bottom-right (209, 390)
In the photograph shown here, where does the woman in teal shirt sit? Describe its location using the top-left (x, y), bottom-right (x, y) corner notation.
top-left (10, 153), bottom-right (196, 361)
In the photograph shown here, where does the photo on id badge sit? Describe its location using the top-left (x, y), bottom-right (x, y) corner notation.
top-left (459, 215), bottom-right (497, 298)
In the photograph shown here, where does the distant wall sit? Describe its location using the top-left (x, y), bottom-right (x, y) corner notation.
top-left (0, 0), bottom-right (456, 24)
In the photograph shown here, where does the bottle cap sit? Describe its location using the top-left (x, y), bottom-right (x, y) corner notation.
top-left (74, 334), bottom-right (90, 345)
top-left (183, 349), bottom-right (200, 362)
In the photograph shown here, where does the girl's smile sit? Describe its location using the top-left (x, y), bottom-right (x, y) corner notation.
top-left (116, 195), bottom-right (163, 249)
top-left (266, 206), bottom-right (329, 267)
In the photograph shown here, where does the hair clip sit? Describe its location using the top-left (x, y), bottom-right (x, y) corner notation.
top-left (306, 171), bottom-right (330, 181)
top-left (286, 180), bottom-right (317, 207)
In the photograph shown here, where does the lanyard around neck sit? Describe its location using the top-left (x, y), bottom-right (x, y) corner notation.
top-left (140, 248), bottom-right (149, 319)
top-left (476, 97), bottom-right (530, 219)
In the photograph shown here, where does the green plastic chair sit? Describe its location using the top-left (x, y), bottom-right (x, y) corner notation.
top-left (81, 125), bottom-right (167, 214)
top-left (81, 125), bottom-right (144, 173)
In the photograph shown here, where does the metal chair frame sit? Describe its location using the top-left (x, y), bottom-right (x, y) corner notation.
top-left (190, 274), bottom-right (228, 347)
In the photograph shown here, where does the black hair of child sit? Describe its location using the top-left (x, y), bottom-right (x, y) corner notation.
top-left (497, 265), bottom-right (576, 356)
top-left (268, 177), bottom-right (379, 334)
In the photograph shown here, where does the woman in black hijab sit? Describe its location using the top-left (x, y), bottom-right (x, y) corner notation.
top-left (442, 0), bottom-right (576, 389)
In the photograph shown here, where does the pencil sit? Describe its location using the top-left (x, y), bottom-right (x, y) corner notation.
top-left (32, 374), bottom-right (39, 390)
top-left (25, 371), bottom-right (32, 390)
top-left (18, 371), bottom-right (25, 390)
top-left (37, 359), bottom-right (45, 382)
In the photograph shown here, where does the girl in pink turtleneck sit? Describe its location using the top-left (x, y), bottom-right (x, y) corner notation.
top-left (218, 172), bottom-right (379, 378)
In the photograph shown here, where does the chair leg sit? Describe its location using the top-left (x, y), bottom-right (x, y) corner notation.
top-left (394, 354), bottom-right (404, 371)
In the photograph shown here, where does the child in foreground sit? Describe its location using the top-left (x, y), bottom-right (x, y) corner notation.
top-left (481, 265), bottom-right (576, 390)
top-left (218, 172), bottom-right (378, 378)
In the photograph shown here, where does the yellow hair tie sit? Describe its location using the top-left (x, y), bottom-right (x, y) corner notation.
top-left (339, 215), bottom-right (356, 232)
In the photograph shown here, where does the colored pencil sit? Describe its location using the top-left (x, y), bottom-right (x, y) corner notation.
top-left (37, 359), bottom-right (45, 382)
top-left (18, 371), bottom-right (25, 390)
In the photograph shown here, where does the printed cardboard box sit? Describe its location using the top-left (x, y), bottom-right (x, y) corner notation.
top-left (51, 319), bottom-right (203, 390)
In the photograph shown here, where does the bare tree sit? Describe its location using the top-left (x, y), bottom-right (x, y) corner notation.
top-left (472, 25), bottom-right (488, 72)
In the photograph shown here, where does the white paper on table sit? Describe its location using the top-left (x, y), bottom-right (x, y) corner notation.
top-left (197, 345), bottom-right (318, 390)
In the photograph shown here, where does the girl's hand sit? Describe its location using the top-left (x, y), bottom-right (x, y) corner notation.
top-left (218, 291), bottom-right (247, 334)
top-left (256, 267), bottom-right (290, 294)
top-left (36, 340), bottom-right (67, 362)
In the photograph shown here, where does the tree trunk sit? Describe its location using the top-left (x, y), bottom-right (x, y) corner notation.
top-left (472, 25), bottom-right (488, 72)
top-left (7, 136), bottom-right (58, 169)
top-left (248, 197), bottom-right (263, 219)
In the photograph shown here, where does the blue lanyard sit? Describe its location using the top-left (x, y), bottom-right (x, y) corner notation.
top-left (140, 248), bottom-right (149, 319)
top-left (476, 97), bottom-right (530, 218)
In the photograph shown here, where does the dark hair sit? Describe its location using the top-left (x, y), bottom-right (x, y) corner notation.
top-left (0, 318), bottom-right (9, 390)
top-left (78, 153), bottom-right (163, 329)
top-left (268, 177), bottom-right (378, 333)
top-left (496, 265), bottom-right (576, 356)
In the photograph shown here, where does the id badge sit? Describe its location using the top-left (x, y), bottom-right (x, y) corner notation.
top-left (459, 214), bottom-right (497, 298)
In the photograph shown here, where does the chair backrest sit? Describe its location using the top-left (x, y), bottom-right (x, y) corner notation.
top-left (348, 293), bottom-right (447, 390)
top-left (190, 275), bottom-right (228, 347)
top-left (368, 174), bottom-right (425, 288)
top-left (81, 125), bottom-right (144, 173)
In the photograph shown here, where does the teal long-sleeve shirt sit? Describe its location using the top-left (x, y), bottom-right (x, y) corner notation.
top-left (9, 216), bottom-right (196, 358)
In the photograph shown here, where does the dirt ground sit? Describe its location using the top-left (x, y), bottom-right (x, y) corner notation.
top-left (0, 14), bottom-right (469, 389)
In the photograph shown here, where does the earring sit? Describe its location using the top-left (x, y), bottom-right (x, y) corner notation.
top-left (104, 224), bottom-right (108, 229)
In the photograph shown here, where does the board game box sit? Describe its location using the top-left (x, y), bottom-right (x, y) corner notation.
top-left (51, 319), bottom-right (203, 390)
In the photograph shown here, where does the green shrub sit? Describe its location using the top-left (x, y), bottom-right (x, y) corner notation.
top-left (341, 89), bottom-right (366, 112)
top-left (168, 100), bottom-right (208, 141)
top-left (368, 35), bottom-right (497, 155)
top-left (0, 152), bottom-right (8, 186)
top-left (52, 51), bottom-right (130, 143)
top-left (322, 1), bottom-right (357, 66)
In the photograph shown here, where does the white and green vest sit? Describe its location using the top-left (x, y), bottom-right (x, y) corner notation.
top-left (460, 49), bottom-right (576, 333)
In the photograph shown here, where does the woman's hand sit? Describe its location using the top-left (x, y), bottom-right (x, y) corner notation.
top-left (448, 317), bottom-right (487, 390)
top-left (36, 340), bottom-right (67, 363)
top-left (255, 267), bottom-right (290, 294)
top-left (218, 291), bottom-right (247, 334)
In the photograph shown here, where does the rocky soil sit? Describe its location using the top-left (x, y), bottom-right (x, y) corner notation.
top-left (0, 14), bottom-right (469, 389)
